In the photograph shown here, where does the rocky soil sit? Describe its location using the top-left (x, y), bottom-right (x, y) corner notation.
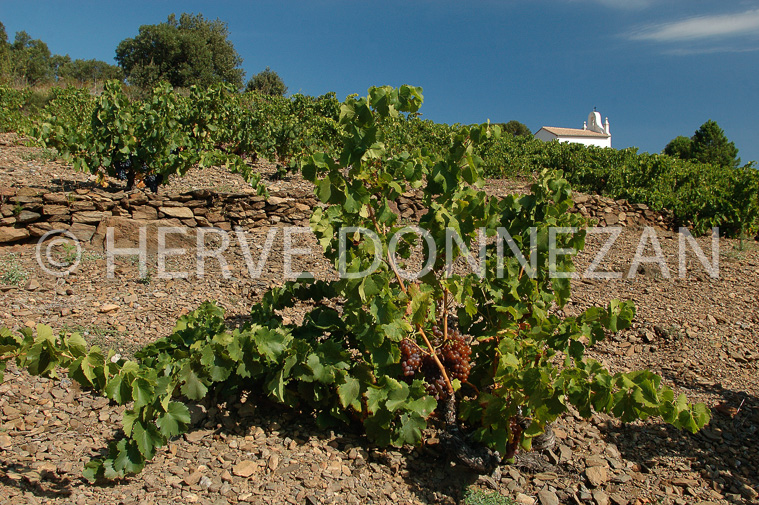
top-left (1, 136), bottom-right (758, 505)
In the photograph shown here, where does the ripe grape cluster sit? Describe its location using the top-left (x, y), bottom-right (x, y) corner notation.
top-left (143, 173), bottom-right (163, 193)
top-left (399, 339), bottom-right (423, 377)
top-left (114, 160), bottom-right (131, 181)
top-left (399, 324), bottom-right (472, 401)
top-left (440, 327), bottom-right (472, 382)
top-left (111, 159), bottom-right (163, 192)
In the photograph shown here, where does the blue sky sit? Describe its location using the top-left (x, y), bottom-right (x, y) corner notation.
top-left (2, 0), bottom-right (758, 164)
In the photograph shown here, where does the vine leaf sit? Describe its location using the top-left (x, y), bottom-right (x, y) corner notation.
top-left (179, 366), bottom-right (208, 400)
top-left (155, 402), bottom-right (191, 438)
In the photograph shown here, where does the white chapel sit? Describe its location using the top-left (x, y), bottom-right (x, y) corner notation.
top-left (534, 110), bottom-right (612, 148)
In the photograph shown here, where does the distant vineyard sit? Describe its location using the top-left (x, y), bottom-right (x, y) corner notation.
top-left (1, 81), bottom-right (757, 238)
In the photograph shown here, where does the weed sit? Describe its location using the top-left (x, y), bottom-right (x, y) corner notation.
top-left (213, 184), bottom-right (236, 193)
top-left (721, 240), bottom-right (759, 262)
top-left (122, 254), bottom-right (155, 284)
top-left (23, 88), bottom-right (54, 113)
top-left (60, 243), bottom-right (79, 265)
top-left (12, 202), bottom-right (23, 216)
top-left (462, 488), bottom-right (517, 505)
top-left (61, 323), bottom-right (124, 338)
top-left (137, 267), bottom-right (153, 285)
top-left (20, 148), bottom-right (58, 163)
top-left (61, 323), bottom-right (127, 348)
top-left (0, 253), bottom-right (29, 286)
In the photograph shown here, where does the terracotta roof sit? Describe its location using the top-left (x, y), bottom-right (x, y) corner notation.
top-left (539, 126), bottom-right (610, 138)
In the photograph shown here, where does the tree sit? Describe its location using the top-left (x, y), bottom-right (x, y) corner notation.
top-left (58, 58), bottom-right (124, 85)
top-left (0, 22), bottom-right (11, 79)
top-left (691, 120), bottom-right (740, 168)
top-left (499, 120), bottom-right (531, 137)
top-left (115, 13), bottom-right (244, 90)
top-left (663, 135), bottom-right (692, 159)
top-left (50, 54), bottom-right (71, 80)
top-left (246, 66), bottom-right (287, 96)
top-left (10, 31), bottom-right (53, 84)
top-left (664, 120), bottom-right (740, 168)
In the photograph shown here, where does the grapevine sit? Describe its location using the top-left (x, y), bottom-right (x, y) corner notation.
top-left (0, 85), bottom-right (712, 483)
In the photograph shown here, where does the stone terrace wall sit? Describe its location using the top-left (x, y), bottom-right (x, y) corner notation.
top-left (395, 191), bottom-right (670, 228)
top-left (0, 187), bottom-right (318, 244)
top-left (0, 186), bottom-right (669, 245)
top-left (571, 194), bottom-right (670, 228)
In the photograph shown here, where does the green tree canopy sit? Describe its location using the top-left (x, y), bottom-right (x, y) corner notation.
top-left (59, 58), bottom-right (124, 84)
top-left (245, 66), bottom-right (287, 96)
top-left (0, 22), bottom-right (11, 79)
top-left (664, 120), bottom-right (740, 168)
top-left (10, 31), bottom-right (53, 84)
top-left (115, 13), bottom-right (244, 90)
top-left (0, 22), bottom-right (120, 86)
top-left (691, 120), bottom-right (740, 168)
top-left (663, 135), bottom-right (692, 159)
top-left (498, 120), bottom-right (532, 137)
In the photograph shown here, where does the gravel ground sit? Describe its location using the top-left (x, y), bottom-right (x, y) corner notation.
top-left (1, 136), bottom-right (758, 505)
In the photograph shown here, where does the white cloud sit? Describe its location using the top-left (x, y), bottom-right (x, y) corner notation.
top-left (567, 0), bottom-right (656, 9)
top-left (663, 45), bottom-right (759, 56)
top-left (630, 9), bottom-right (759, 42)
top-left (591, 0), bottom-right (655, 8)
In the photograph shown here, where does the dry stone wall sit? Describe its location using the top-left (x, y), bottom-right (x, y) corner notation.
top-left (394, 191), bottom-right (670, 229)
top-left (0, 187), bottom-right (318, 244)
top-left (0, 185), bottom-right (669, 245)
top-left (571, 194), bottom-right (671, 228)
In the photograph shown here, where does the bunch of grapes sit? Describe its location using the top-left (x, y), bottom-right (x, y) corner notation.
top-left (399, 338), bottom-right (423, 377)
top-left (440, 327), bottom-right (471, 383)
top-left (398, 324), bottom-right (472, 401)
top-left (430, 324), bottom-right (445, 347)
top-left (143, 173), bottom-right (163, 193)
top-left (114, 159), bottom-right (131, 181)
top-left (421, 357), bottom-right (449, 400)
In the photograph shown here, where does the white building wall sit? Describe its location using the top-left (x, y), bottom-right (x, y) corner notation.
top-left (534, 129), bottom-right (558, 143)
top-left (556, 136), bottom-right (612, 148)
top-left (534, 129), bottom-right (611, 148)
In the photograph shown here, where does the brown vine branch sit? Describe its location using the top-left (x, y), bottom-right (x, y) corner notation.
top-left (366, 202), bottom-right (454, 394)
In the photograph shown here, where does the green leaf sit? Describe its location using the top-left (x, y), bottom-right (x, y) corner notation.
top-left (132, 420), bottom-right (164, 459)
top-left (307, 353), bottom-right (335, 384)
top-left (384, 381), bottom-right (410, 412)
top-left (25, 342), bottom-right (58, 377)
top-left (337, 377), bottom-right (361, 410)
top-left (254, 328), bottom-right (290, 363)
top-left (113, 439), bottom-right (144, 475)
top-left (69, 350), bottom-right (105, 387)
top-left (105, 372), bottom-right (132, 404)
top-left (366, 384), bottom-right (390, 414)
top-left (131, 377), bottom-right (154, 409)
top-left (65, 332), bottom-right (88, 356)
top-left (155, 402), bottom-right (191, 438)
top-left (405, 396), bottom-right (437, 418)
top-left (82, 460), bottom-right (103, 483)
top-left (266, 369), bottom-right (286, 402)
top-left (179, 366), bottom-right (208, 401)
top-left (122, 410), bottom-right (139, 438)
top-left (393, 413), bottom-right (426, 446)
top-left (35, 324), bottom-right (55, 344)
